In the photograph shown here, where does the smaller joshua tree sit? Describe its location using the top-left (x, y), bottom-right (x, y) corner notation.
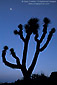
top-left (2, 17), bottom-right (55, 79)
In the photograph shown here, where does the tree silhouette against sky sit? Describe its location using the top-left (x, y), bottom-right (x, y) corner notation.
top-left (2, 17), bottom-right (55, 79)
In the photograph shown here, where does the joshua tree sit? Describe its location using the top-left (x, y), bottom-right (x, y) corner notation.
top-left (2, 17), bottom-right (55, 79)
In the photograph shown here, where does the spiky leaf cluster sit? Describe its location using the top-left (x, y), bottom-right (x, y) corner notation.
top-left (25, 18), bottom-right (39, 35)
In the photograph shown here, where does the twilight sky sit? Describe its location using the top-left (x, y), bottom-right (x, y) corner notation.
top-left (0, 0), bottom-right (57, 83)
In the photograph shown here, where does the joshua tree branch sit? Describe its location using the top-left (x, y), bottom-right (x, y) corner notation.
top-left (2, 46), bottom-right (21, 69)
top-left (40, 28), bottom-right (55, 52)
top-left (22, 34), bottom-right (31, 68)
top-left (19, 30), bottom-right (25, 42)
top-left (20, 34), bottom-right (25, 42)
top-left (14, 24), bottom-right (25, 42)
top-left (10, 48), bottom-right (21, 67)
top-left (28, 39), bottom-right (40, 75)
top-left (40, 24), bottom-right (47, 43)
top-left (14, 30), bottom-right (25, 42)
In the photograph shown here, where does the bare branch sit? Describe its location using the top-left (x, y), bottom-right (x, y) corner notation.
top-left (2, 46), bottom-right (21, 69)
top-left (19, 30), bottom-right (25, 42)
top-left (40, 28), bottom-right (56, 52)
top-left (40, 17), bottom-right (50, 43)
top-left (40, 24), bottom-right (47, 43)
top-left (14, 30), bottom-right (25, 42)
top-left (10, 48), bottom-right (21, 67)
top-left (22, 34), bottom-right (31, 68)
top-left (14, 24), bottom-right (25, 42)
top-left (28, 40), bottom-right (40, 75)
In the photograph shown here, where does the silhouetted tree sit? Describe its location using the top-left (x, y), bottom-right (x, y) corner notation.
top-left (50, 72), bottom-right (57, 81)
top-left (2, 18), bottom-right (55, 79)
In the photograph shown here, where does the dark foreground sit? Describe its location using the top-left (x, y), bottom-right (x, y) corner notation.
top-left (0, 72), bottom-right (57, 85)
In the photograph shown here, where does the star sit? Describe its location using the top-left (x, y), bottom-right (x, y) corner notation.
top-left (10, 8), bottom-right (12, 11)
